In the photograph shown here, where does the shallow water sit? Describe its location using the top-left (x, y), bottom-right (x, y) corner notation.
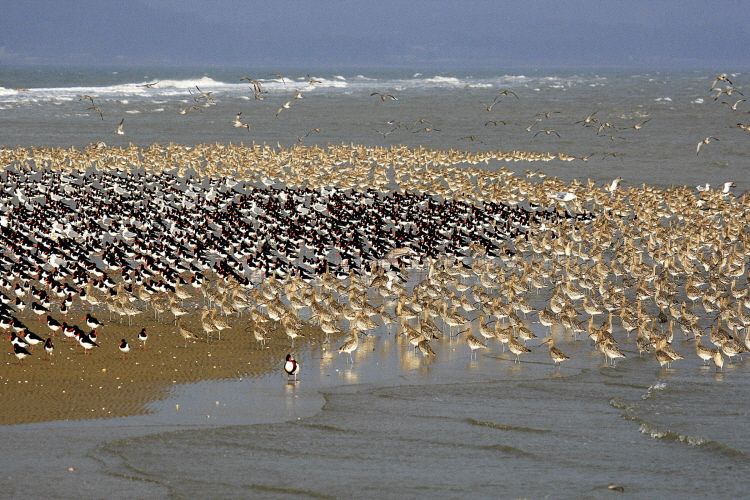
top-left (3, 311), bottom-right (750, 498)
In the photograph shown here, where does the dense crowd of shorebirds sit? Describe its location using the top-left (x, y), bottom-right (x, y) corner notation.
top-left (2, 140), bottom-right (749, 375)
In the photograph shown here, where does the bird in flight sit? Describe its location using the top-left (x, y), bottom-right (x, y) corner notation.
top-left (479, 100), bottom-right (501, 112)
top-left (484, 119), bottom-right (509, 126)
top-left (534, 129), bottom-right (560, 137)
top-left (179, 106), bottom-right (203, 114)
top-left (232, 112), bottom-right (249, 130)
top-left (714, 88), bottom-right (743, 100)
top-left (241, 77), bottom-right (263, 94)
top-left (721, 99), bottom-right (746, 111)
top-left (524, 119), bottom-right (541, 132)
top-left (137, 81), bottom-right (158, 88)
top-left (710, 74), bottom-right (732, 91)
top-left (495, 89), bottom-right (519, 100)
top-left (371, 92), bottom-right (397, 101)
top-left (373, 127), bottom-right (396, 138)
top-left (193, 86), bottom-right (214, 102)
top-left (294, 128), bottom-right (322, 143)
top-left (620, 119), bottom-right (650, 130)
top-left (87, 106), bottom-right (104, 120)
top-left (460, 135), bottom-right (485, 144)
top-left (536, 111), bottom-right (561, 119)
top-left (307, 75), bottom-right (322, 85)
top-left (696, 136), bottom-right (719, 155)
top-left (276, 100), bottom-right (294, 117)
top-left (116, 118), bottom-right (124, 135)
top-left (270, 73), bottom-right (286, 84)
top-left (79, 95), bottom-right (95, 104)
top-left (575, 110), bottom-right (600, 125)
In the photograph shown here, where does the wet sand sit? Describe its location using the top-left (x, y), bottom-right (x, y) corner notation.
top-left (0, 301), bottom-right (335, 426)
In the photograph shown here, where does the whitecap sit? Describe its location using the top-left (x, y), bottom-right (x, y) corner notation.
top-left (424, 76), bottom-right (462, 85)
top-left (157, 76), bottom-right (229, 89)
top-left (125, 110), bottom-right (140, 114)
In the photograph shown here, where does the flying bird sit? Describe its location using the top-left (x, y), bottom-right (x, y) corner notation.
top-left (179, 106), bottom-right (203, 114)
top-left (620, 119), bottom-right (650, 130)
top-left (534, 129), bottom-right (560, 137)
top-left (714, 88), bottom-right (743, 100)
top-left (495, 89), bottom-right (519, 100)
top-left (137, 81), bottom-right (158, 88)
top-left (294, 128), bottom-right (322, 143)
top-left (696, 136), bottom-right (719, 155)
top-left (193, 86), bottom-right (214, 102)
top-left (710, 74), bottom-right (732, 91)
top-left (535, 111), bottom-right (561, 119)
top-left (574, 110), bottom-right (600, 125)
top-left (270, 73), bottom-right (286, 84)
top-left (116, 118), bottom-right (124, 135)
top-left (722, 99), bottom-right (746, 111)
top-left (524, 119), bottom-right (541, 132)
top-left (232, 112), bottom-right (248, 128)
top-left (479, 100), bottom-right (501, 112)
top-left (371, 92), bottom-right (397, 101)
top-left (276, 100), bottom-right (294, 117)
top-left (87, 106), bottom-right (104, 120)
top-left (79, 95), bottom-right (95, 104)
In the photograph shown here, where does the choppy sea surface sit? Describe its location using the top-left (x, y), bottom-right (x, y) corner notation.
top-left (1, 67), bottom-right (750, 499)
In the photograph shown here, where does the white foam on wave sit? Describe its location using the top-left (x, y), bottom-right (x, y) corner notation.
top-left (692, 98), bottom-right (704, 104)
top-left (157, 76), bottom-right (229, 89)
top-left (125, 110), bottom-right (140, 114)
top-left (655, 97), bottom-right (672, 102)
top-left (307, 78), bottom-right (348, 88)
top-left (424, 76), bottom-right (462, 86)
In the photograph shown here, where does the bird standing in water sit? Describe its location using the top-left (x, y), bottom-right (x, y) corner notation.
top-left (285, 353), bottom-right (300, 382)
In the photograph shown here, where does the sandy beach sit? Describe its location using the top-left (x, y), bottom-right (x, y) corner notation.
top-left (1, 303), bottom-right (338, 426)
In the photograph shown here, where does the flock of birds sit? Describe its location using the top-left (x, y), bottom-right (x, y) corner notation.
top-left (2, 74), bottom-right (749, 388)
top-left (61, 72), bottom-right (749, 160)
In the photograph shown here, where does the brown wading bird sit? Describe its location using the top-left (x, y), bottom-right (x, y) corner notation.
top-left (540, 337), bottom-right (569, 369)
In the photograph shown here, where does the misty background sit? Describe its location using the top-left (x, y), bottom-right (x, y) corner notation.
top-left (1, 0), bottom-right (748, 69)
